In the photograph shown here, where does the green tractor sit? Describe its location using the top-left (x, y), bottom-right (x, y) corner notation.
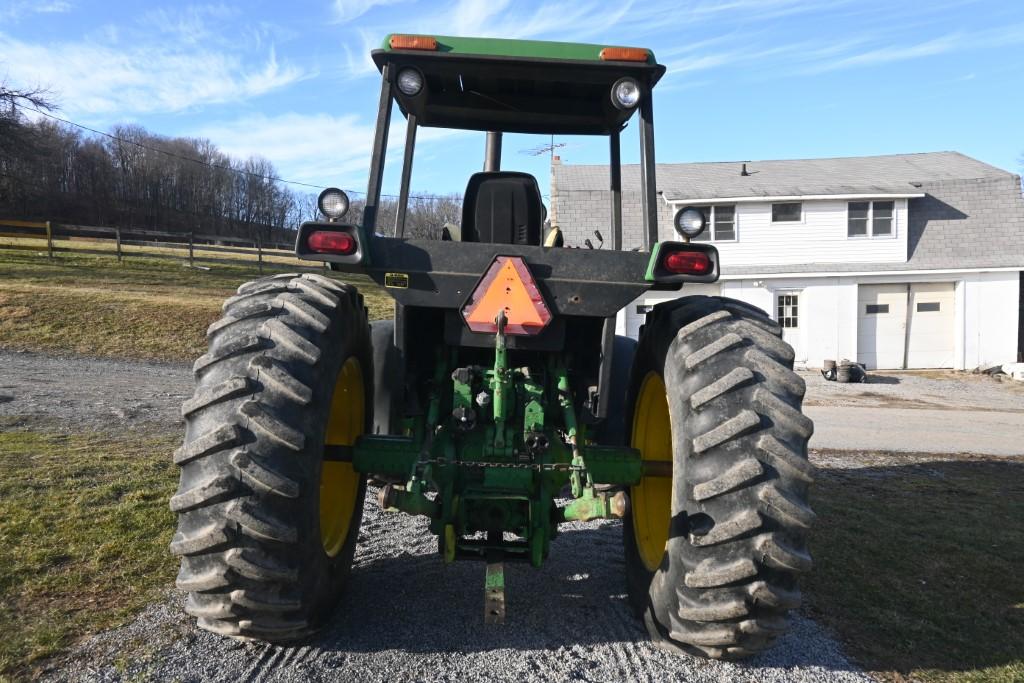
top-left (171, 34), bottom-right (814, 660)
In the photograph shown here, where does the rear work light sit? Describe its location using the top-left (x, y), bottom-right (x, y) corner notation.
top-left (308, 230), bottom-right (357, 255)
top-left (663, 250), bottom-right (712, 276)
top-left (599, 46), bottom-right (650, 62)
top-left (389, 34), bottom-right (438, 50)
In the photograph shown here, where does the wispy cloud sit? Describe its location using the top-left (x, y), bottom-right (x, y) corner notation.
top-left (802, 34), bottom-right (962, 73)
top-left (332, 0), bottom-right (411, 23)
top-left (677, 0), bottom-right (855, 23)
top-left (197, 112), bottom-right (378, 188)
top-left (0, 32), bottom-right (309, 116)
top-left (649, 13), bottom-right (1024, 85)
top-left (658, 35), bottom-right (868, 82)
top-left (195, 112), bottom-right (465, 189)
top-left (139, 4), bottom-right (239, 45)
top-left (0, 5), bottom-right (310, 117)
top-left (0, 0), bottom-right (72, 21)
top-left (341, 28), bottom-right (383, 79)
top-left (800, 22), bottom-right (1024, 74)
top-left (417, 0), bottom-right (646, 42)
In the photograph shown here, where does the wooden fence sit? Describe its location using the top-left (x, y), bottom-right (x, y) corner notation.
top-left (0, 219), bottom-right (310, 274)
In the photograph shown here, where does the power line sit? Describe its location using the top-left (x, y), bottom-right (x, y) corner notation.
top-left (11, 102), bottom-right (460, 202)
top-left (14, 102), bottom-right (332, 191)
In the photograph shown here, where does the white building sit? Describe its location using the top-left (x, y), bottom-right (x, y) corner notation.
top-left (554, 152), bottom-right (1023, 370)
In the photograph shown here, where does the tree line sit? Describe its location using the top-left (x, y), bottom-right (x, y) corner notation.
top-left (0, 83), bottom-right (461, 243)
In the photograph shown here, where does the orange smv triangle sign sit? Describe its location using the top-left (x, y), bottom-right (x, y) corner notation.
top-left (462, 256), bottom-right (552, 336)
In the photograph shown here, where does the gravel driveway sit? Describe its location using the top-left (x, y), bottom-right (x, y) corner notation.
top-left (3, 350), bottom-right (874, 682)
top-left (0, 350), bottom-right (191, 431)
top-left (45, 497), bottom-right (871, 683)
top-left (4, 352), bottom-right (1021, 435)
top-left (801, 369), bottom-right (1024, 411)
top-left (806, 405), bottom-right (1024, 456)
top-left (800, 370), bottom-right (1024, 456)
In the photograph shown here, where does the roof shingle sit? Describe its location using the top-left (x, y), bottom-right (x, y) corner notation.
top-left (555, 151), bottom-right (1013, 200)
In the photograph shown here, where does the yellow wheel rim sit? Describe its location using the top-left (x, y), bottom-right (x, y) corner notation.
top-left (320, 356), bottom-right (364, 558)
top-left (630, 371), bottom-right (673, 572)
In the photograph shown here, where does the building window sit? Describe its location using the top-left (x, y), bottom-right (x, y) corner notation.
top-left (689, 204), bottom-right (737, 241)
top-left (848, 200), bottom-right (896, 237)
top-left (848, 202), bottom-right (869, 236)
top-left (772, 202), bottom-right (802, 222)
top-left (865, 304), bottom-right (889, 314)
top-left (916, 302), bottom-right (940, 312)
top-left (873, 201), bottom-right (894, 235)
top-left (777, 294), bottom-right (799, 328)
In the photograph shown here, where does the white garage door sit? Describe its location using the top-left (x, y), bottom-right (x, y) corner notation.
top-left (622, 284), bottom-right (722, 339)
top-left (857, 283), bottom-right (955, 369)
top-left (906, 282), bottom-right (956, 368)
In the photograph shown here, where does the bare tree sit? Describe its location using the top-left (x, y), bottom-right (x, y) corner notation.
top-left (0, 80), bottom-right (462, 242)
top-left (0, 81), bottom-right (56, 155)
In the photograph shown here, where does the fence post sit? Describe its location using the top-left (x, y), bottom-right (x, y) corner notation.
top-left (45, 221), bottom-right (53, 259)
top-left (257, 237), bottom-right (264, 275)
top-left (115, 227), bottom-right (122, 263)
top-left (188, 231), bottom-right (194, 268)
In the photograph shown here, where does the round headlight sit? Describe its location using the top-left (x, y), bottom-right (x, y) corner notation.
top-left (611, 77), bottom-right (641, 110)
top-left (318, 188), bottom-right (349, 221)
top-left (396, 68), bottom-right (424, 96)
top-left (674, 207), bottom-right (707, 239)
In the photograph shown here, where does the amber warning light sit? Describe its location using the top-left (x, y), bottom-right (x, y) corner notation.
top-left (599, 46), bottom-right (650, 62)
top-left (389, 34), bottom-right (438, 50)
top-left (462, 256), bottom-right (552, 336)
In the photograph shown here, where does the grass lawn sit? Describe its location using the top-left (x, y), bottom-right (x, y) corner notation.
top-left (0, 248), bottom-right (393, 361)
top-left (806, 453), bottom-right (1024, 683)
top-left (0, 427), bottom-right (179, 682)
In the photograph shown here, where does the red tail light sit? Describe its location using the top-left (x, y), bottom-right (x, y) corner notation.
top-left (308, 230), bottom-right (356, 255)
top-left (663, 250), bottom-right (712, 275)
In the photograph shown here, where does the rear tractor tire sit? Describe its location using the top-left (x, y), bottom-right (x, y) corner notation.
top-left (623, 295), bottom-right (815, 660)
top-left (171, 272), bottom-right (373, 641)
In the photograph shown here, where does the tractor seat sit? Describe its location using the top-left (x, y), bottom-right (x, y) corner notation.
top-left (461, 172), bottom-right (544, 246)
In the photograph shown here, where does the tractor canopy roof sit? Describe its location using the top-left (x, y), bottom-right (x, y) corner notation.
top-left (371, 34), bottom-right (665, 136)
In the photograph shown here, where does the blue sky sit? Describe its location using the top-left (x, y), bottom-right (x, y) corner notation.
top-left (2, 0), bottom-right (1023, 201)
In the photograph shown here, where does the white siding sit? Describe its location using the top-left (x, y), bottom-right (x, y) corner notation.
top-left (623, 270), bottom-right (1019, 371)
top-left (961, 272), bottom-right (1019, 369)
top-left (617, 284), bottom-right (720, 338)
top-left (668, 198), bottom-right (908, 267)
top-left (724, 279), bottom-right (844, 368)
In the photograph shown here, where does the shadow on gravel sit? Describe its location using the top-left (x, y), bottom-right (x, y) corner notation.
top-left (52, 501), bottom-right (872, 682)
top-left (300, 518), bottom-right (865, 673)
top-left (807, 456), bottom-right (1024, 679)
top-left (863, 374), bottom-right (900, 384)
